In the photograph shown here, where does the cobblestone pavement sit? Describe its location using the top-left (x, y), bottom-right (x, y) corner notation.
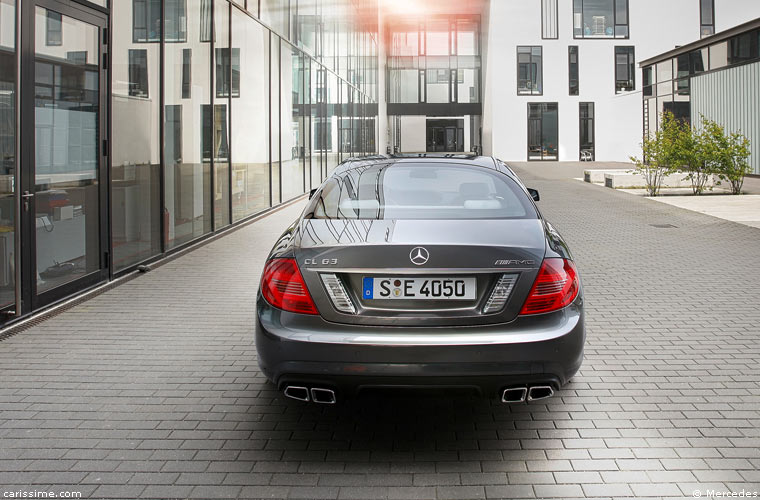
top-left (1, 163), bottom-right (759, 500)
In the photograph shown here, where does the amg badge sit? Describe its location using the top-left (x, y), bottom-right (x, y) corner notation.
top-left (495, 259), bottom-right (536, 266)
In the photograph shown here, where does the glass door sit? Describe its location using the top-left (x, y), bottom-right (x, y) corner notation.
top-left (21, 1), bottom-right (108, 310)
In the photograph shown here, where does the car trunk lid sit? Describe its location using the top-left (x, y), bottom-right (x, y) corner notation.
top-left (294, 218), bottom-right (546, 327)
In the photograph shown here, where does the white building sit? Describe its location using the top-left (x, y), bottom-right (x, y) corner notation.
top-left (383, 0), bottom-right (760, 162)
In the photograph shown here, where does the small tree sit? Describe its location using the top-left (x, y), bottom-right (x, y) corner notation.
top-left (706, 120), bottom-right (753, 194)
top-left (631, 112), bottom-right (680, 196)
top-left (675, 116), bottom-right (713, 195)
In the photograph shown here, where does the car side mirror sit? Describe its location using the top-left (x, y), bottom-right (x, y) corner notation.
top-left (309, 188), bottom-right (318, 200)
top-left (528, 188), bottom-right (540, 202)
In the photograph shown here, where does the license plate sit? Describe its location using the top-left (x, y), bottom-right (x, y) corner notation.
top-left (362, 277), bottom-right (476, 300)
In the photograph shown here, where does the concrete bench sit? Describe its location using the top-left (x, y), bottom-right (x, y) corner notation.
top-left (603, 171), bottom-right (715, 189)
top-left (583, 169), bottom-right (632, 183)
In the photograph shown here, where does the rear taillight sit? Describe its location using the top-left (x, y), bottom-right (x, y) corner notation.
top-left (520, 258), bottom-right (579, 315)
top-left (261, 258), bottom-right (319, 315)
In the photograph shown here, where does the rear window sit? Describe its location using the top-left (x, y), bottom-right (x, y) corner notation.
top-left (308, 163), bottom-right (537, 220)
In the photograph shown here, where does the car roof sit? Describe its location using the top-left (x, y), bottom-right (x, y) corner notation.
top-left (331, 154), bottom-right (505, 176)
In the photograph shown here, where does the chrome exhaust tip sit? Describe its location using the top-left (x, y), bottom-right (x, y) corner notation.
top-left (283, 386), bottom-right (310, 402)
top-left (501, 387), bottom-right (528, 403)
top-left (310, 387), bottom-right (337, 404)
top-left (527, 385), bottom-right (554, 401)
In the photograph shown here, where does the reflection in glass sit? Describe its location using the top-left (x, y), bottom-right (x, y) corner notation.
top-left (270, 36), bottom-right (280, 205)
top-left (326, 72), bottom-right (340, 174)
top-left (213, 0), bottom-right (230, 229)
top-left (34, 8), bottom-right (100, 292)
top-left (261, 0), bottom-right (289, 39)
top-left (231, 7), bottom-right (270, 222)
top-left (282, 41), bottom-right (305, 201)
top-left (0, 0), bottom-right (15, 307)
top-left (112, 1), bottom-right (161, 271)
top-left (165, 0), bottom-right (212, 248)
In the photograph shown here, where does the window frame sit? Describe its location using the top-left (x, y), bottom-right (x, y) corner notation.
top-left (215, 47), bottom-right (241, 98)
top-left (700, 0), bottom-right (715, 38)
top-left (181, 48), bottom-right (191, 99)
top-left (127, 48), bottom-right (149, 98)
top-left (541, 0), bottom-right (559, 40)
top-left (573, 0), bottom-right (629, 39)
top-left (517, 45), bottom-right (543, 96)
top-left (45, 10), bottom-right (63, 47)
top-left (526, 102), bottom-right (559, 161)
top-left (614, 46), bottom-right (635, 94)
top-left (568, 46), bottom-right (579, 95)
top-left (579, 102), bottom-right (595, 161)
top-left (133, 0), bottom-right (187, 43)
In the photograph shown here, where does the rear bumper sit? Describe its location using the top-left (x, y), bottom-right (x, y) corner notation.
top-left (255, 296), bottom-right (584, 398)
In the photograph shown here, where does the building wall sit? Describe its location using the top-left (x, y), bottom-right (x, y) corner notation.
top-left (691, 60), bottom-right (760, 175)
top-left (482, 0), bottom-right (760, 162)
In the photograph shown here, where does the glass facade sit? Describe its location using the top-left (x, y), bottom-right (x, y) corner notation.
top-left (642, 26), bottom-right (760, 135)
top-left (112, 0), bottom-right (378, 264)
top-left (0, 0), bottom-right (377, 323)
top-left (0, 0), bottom-right (14, 309)
top-left (387, 15), bottom-right (480, 105)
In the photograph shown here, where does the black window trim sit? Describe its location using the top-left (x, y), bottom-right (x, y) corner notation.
top-left (526, 102), bottom-right (558, 162)
top-left (517, 45), bottom-right (543, 96)
top-left (700, 0), bottom-right (716, 38)
top-left (541, 0), bottom-right (559, 40)
top-left (573, 0), bottom-right (630, 40)
top-left (579, 101), bottom-right (595, 161)
top-left (45, 10), bottom-right (63, 47)
top-left (568, 45), bottom-right (579, 95)
top-left (614, 45), bottom-right (635, 94)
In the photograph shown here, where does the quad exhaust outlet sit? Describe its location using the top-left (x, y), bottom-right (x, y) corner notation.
top-left (283, 385), bottom-right (336, 404)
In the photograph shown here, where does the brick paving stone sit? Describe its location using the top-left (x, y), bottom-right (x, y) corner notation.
top-left (0, 163), bottom-right (759, 499)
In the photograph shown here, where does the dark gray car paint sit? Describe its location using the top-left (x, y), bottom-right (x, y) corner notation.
top-left (256, 155), bottom-right (584, 396)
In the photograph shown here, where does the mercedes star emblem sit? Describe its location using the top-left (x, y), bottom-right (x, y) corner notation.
top-left (409, 247), bottom-right (430, 266)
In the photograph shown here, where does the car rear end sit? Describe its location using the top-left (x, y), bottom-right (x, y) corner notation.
top-left (255, 158), bottom-right (584, 403)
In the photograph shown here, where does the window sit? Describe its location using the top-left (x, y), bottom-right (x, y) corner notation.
top-left (200, 0), bottom-right (212, 42)
top-left (181, 49), bottom-right (191, 99)
top-left (67, 51), bottom-right (87, 64)
top-left (573, 0), bottom-right (628, 39)
top-left (133, 0), bottom-right (161, 42)
top-left (133, 0), bottom-right (186, 42)
top-left (542, 0), bottom-right (558, 39)
top-left (310, 164), bottom-right (537, 220)
top-left (46, 11), bottom-right (62, 46)
top-left (128, 49), bottom-right (149, 98)
top-left (579, 102), bottom-right (594, 161)
top-left (202, 104), bottom-right (229, 160)
top-left (517, 46), bottom-right (542, 95)
top-left (700, 0), bottom-right (714, 38)
top-left (614, 46), bottom-right (634, 93)
top-left (728, 30), bottom-right (760, 66)
top-left (164, 105), bottom-right (182, 164)
top-left (569, 46), bottom-right (579, 95)
top-left (527, 103), bottom-right (558, 161)
top-left (165, 0), bottom-right (187, 42)
top-left (642, 65), bottom-right (653, 97)
top-left (215, 48), bottom-right (240, 97)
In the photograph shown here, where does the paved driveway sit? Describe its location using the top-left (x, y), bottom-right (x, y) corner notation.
top-left (0, 163), bottom-right (758, 499)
